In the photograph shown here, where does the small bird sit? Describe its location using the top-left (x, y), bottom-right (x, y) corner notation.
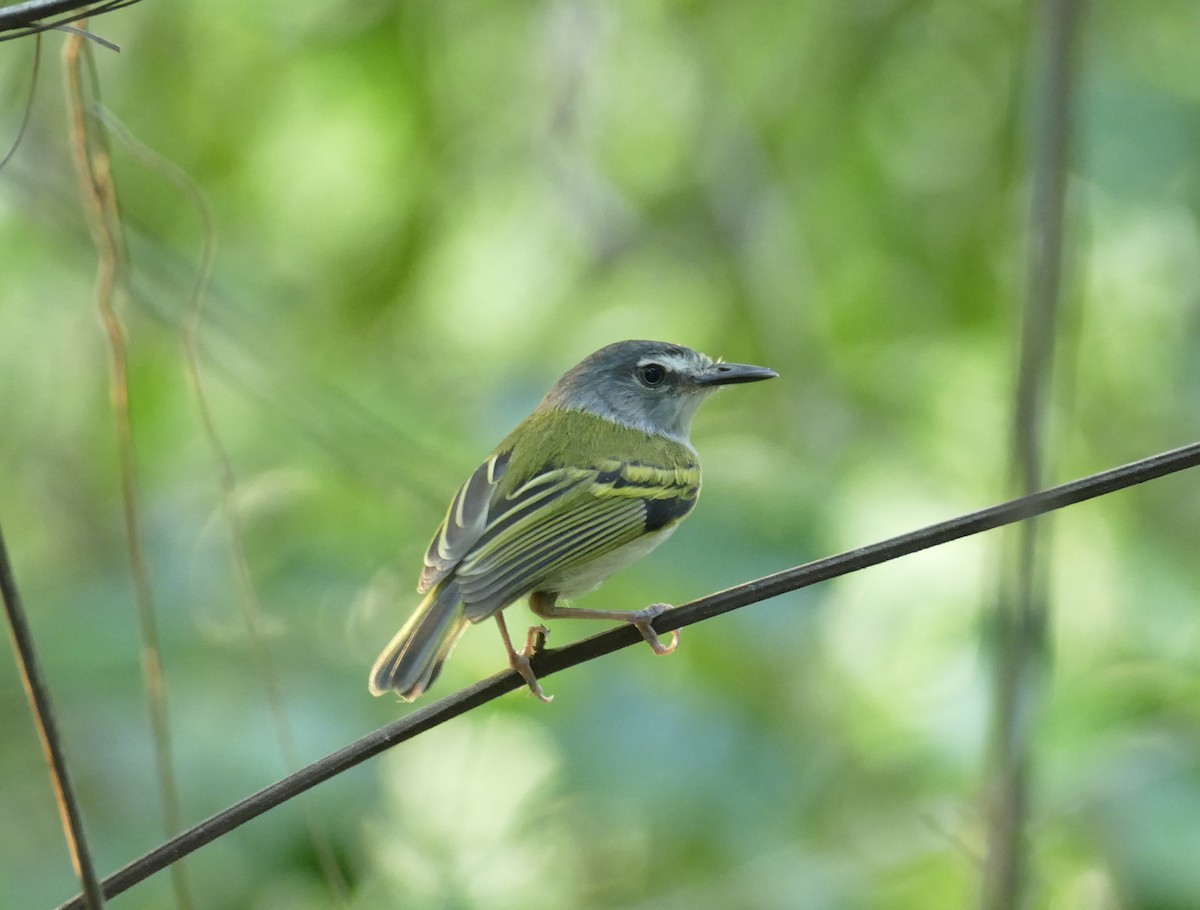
top-left (369, 339), bottom-right (777, 702)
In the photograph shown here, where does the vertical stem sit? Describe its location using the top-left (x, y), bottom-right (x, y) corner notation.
top-left (62, 29), bottom-right (195, 910)
top-left (981, 0), bottom-right (1082, 908)
top-left (0, 521), bottom-right (107, 910)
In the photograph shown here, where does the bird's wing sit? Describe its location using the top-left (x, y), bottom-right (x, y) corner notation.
top-left (418, 427), bottom-right (701, 610)
top-left (418, 450), bottom-right (516, 594)
top-left (454, 459), bottom-right (700, 621)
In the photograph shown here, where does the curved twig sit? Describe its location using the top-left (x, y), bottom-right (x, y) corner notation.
top-left (0, 33), bottom-right (41, 171)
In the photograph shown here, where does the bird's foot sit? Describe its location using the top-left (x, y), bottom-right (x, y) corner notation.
top-left (629, 603), bottom-right (679, 655)
top-left (509, 624), bottom-right (553, 703)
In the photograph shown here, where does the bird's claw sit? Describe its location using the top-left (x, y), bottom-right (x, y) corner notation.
top-left (524, 624), bottom-right (549, 655)
top-left (510, 624), bottom-right (553, 702)
top-left (632, 603), bottom-right (679, 655)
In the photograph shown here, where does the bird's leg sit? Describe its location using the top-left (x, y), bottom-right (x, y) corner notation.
top-left (494, 612), bottom-right (553, 703)
top-left (529, 592), bottom-right (679, 655)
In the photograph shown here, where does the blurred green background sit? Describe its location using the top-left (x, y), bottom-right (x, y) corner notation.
top-left (2, 1), bottom-right (1200, 908)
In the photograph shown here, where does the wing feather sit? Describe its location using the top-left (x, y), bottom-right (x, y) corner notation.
top-left (419, 451), bottom-right (515, 593)
top-left (461, 495), bottom-right (640, 590)
top-left (418, 452), bottom-right (587, 593)
top-left (458, 495), bottom-right (647, 620)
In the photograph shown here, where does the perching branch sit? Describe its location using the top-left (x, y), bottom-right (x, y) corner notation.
top-left (52, 438), bottom-right (1200, 910)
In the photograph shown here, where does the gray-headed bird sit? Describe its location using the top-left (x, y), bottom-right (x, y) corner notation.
top-left (369, 339), bottom-right (777, 701)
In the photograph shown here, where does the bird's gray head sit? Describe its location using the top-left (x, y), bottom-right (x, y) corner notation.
top-left (538, 340), bottom-right (777, 442)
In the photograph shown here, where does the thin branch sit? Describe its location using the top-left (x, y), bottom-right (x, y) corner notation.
top-left (52, 439), bottom-right (1200, 910)
top-left (53, 23), bottom-right (121, 52)
top-left (982, 1), bottom-right (1082, 907)
top-left (0, 32), bottom-right (41, 172)
top-left (63, 30), bottom-right (194, 910)
top-left (1, 527), bottom-right (107, 910)
top-left (0, 0), bottom-right (142, 41)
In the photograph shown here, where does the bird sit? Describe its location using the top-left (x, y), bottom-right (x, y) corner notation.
top-left (369, 339), bottom-right (777, 702)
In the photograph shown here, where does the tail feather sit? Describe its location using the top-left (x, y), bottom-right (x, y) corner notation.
top-left (369, 580), bottom-right (469, 700)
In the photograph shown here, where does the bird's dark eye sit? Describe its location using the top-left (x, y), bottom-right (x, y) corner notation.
top-left (637, 363), bottom-right (667, 386)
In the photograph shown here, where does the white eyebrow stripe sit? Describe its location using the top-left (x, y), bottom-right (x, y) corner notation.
top-left (637, 352), bottom-right (706, 373)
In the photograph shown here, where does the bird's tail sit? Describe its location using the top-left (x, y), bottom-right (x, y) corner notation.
top-left (369, 579), bottom-right (469, 700)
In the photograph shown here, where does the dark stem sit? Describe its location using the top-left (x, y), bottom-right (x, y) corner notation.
top-left (983, 0), bottom-right (1083, 907)
top-left (0, 0), bottom-right (142, 39)
top-left (52, 439), bottom-right (1200, 910)
top-left (0, 518), bottom-right (108, 910)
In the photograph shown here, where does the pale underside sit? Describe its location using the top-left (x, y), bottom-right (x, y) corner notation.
top-left (526, 524), bottom-right (676, 606)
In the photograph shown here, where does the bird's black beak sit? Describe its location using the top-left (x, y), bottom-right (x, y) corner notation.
top-left (695, 361), bottom-right (779, 387)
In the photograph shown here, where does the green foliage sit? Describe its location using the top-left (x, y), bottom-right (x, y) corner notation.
top-left (2, 0), bottom-right (1200, 907)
